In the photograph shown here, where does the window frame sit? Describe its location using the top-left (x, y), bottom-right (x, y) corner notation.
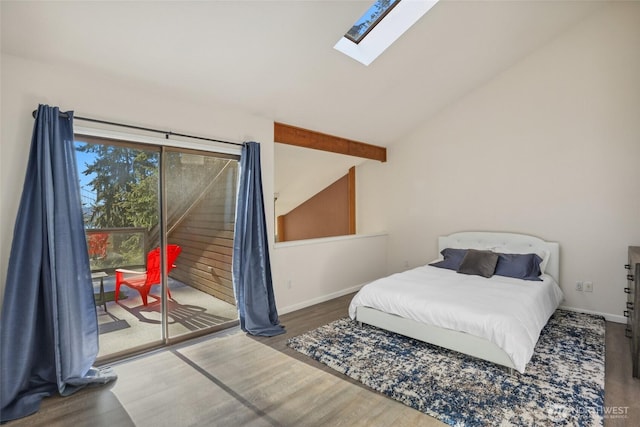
top-left (334, 0), bottom-right (441, 66)
top-left (344, 0), bottom-right (402, 45)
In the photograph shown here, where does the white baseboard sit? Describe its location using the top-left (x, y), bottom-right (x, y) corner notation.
top-left (559, 305), bottom-right (626, 324)
top-left (278, 283), bottom-right (366, 315)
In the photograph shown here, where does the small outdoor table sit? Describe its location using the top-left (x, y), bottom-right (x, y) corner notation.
top-left (91, 271), bottom-right (108, 312)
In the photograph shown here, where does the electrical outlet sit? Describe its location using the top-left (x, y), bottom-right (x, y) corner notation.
top-left (287, 280), bottom-right (292, 290)
top-left (584, 281), bottom-right (593, 292)
top-left (575, 281), bottom-right (583, 292)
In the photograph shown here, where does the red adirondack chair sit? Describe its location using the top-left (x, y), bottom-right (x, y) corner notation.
top-left (115, 244), bottom-right (182, 306)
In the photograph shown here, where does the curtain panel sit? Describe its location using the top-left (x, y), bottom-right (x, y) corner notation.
top-left (0, 105), bottom-right (116, 422)
top-left (232, 141), bottom-right (285, 337)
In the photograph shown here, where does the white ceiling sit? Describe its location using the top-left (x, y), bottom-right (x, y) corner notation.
top-left (1, 0), bottom-right (605, 146)
top-left (1, 0), bottom-right (604, 214)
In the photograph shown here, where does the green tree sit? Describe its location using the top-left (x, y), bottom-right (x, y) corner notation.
top-left (76, 143), bottom-right (159, 266)
top-left (77, 143), bottom-right (159, 229)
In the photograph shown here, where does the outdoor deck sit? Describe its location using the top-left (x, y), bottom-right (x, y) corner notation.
top-left (93, 275), bottom-right (238, 359)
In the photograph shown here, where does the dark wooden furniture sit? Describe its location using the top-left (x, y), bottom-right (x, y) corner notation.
top-left (625, 246), bottom-right (640, 377)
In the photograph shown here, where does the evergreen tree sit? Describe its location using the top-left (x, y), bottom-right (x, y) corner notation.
top-left (76, 142), bottom-right (160, 266)
top-left (76, 143), bottom-right (159, 229)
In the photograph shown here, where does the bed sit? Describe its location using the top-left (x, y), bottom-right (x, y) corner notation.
top-left (348, 231), bottom-right (564, 374)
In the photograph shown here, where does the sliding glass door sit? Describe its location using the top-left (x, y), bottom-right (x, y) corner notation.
top-left (163, 149), bottom-right (239, 340)
top-left (75, 135), bottom-right (239, 362)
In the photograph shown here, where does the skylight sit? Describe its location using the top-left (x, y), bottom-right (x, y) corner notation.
top-left (335, 0), bottom-right (440, 66)
top-left (344, 0), bottom-right (401, 44)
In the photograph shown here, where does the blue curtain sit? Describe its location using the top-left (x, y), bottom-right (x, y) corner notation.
top-left (0, 105), bottom-right (116, 422)
top-left (232, 142), bottom-right (285, 336)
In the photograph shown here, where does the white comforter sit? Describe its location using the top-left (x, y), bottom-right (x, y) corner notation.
top-left (348, 265), bottom-right (564, 373)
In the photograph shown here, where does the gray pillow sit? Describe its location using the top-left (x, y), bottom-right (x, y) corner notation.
top-left (457, 249), bottom-right (499, 278)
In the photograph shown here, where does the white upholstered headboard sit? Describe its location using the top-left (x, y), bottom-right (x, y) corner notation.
top-left (438, 231), bottom-right (560, 283)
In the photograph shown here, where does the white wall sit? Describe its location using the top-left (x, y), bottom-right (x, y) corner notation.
top-left (358, 2), bottom-right (640, 321)
top-left (0, 54), bottom-right (273, 307)
top-left (274, 234), bottom-right (387, 313)
top-left (0, 54), bottom-right (389, 314)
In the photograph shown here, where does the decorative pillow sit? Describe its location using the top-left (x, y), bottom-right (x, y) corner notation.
top-left (493, 246), bottom-right (550, 274)
top-left (494, 252), bottom-right (543, 281)
top-left (429, 248), bottom-right (468, 271)
top-left (456, 249), bottom-right (499, 278)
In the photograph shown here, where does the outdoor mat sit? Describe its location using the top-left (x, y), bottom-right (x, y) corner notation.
top-left (94, 290), bottom-right (127, 304)
top-left (287, 310), bottom-right (605, 426)
top-left (98, 319), bottom-right (131, 335)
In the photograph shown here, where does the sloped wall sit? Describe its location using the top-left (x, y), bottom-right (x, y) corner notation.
top-left (279, 173), bottom-right (350, 242)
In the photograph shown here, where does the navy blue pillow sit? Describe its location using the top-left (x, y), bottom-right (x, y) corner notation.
top-left (494, 253), bottom-right (543, 281)
top-left (429, 248), bottom-right (468, 271)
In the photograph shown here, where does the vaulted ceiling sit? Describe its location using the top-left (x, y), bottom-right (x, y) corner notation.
top-left (1, 1), bottom-right (606, 216)
top-left (1, 0), bottom-right (604, 147)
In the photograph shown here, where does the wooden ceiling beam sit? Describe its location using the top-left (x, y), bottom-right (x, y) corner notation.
top-left (274, 122), bottom-right (387, 163)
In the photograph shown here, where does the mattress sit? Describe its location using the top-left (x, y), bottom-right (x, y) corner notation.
top-left (348, 265), bottom-right (564, 373)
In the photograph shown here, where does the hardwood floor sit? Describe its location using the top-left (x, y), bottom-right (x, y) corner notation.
top-left (6, 293), bottom-right (640, 426)
top-left (604, 320), bottom-right (640, 427)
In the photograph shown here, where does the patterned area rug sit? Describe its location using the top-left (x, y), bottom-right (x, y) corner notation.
top-left (287, 310), bottom-right (605, 426)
